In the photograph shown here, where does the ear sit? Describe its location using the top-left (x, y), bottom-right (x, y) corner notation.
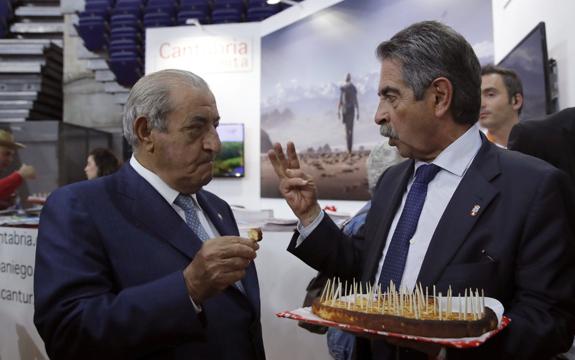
top-left (133, 116), bottom-right (154, 153)
top-left (512, 93), bottom-right (523, 112)
top-left (429, 77), bottom-right (453, 118)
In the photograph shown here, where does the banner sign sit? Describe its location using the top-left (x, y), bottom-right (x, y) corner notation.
top-left (0, 227), bottom-right (47, 359)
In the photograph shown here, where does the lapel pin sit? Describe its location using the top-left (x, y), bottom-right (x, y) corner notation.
top-left (470, 204), bottom-right (481, 217)
top-left (217, 213), bottom-right (223, 220)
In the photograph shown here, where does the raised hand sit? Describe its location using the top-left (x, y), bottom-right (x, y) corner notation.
top-left (267, 142), bottom-right (321, 226)
top-left (17, 164), bottom-right (36, 180)
top-left (183, 236), bottom-right (259, 303)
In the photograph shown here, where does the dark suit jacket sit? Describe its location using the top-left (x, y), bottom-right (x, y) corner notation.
top-left (508, 107), bottom-right (575, 188)
top-left (289, 137), bottom-right (575, 360)
top-left (34, 165), bottom-right (265, 360)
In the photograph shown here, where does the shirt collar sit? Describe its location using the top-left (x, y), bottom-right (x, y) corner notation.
top-left (129, 155), bottom-right (199, 206)
top-left (415, 123), bottom-right (483, 178)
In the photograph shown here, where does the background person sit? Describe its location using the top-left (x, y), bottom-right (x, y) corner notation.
top-left (0, 129), bottom-right (36, 209)
top-left (508, 107), bottom-right (575, 188)
top-left (479, 65), bottom-right (524, 148)
top-left (34, 69), bottom-right (265, 360)
top-left (84, 147), bottom-right (121, 179)
top-left (338, 73), bottom-right (360, 154)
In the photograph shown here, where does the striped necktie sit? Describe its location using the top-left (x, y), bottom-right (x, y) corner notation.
top-left (174, 194), bottom-right (210, 242)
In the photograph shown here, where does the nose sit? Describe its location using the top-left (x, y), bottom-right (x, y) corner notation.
top-left (204, 127), bottom-right (221, 153)
top-left (374, 99), bottom-right (388, 125)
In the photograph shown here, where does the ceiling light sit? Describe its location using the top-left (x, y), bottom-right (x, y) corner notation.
top-left (266, 0), bottom-right (300, 5)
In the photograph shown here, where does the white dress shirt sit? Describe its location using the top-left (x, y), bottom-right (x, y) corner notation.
top-left (129, 156), bottom-right (220, 239)
top-left (299, 124), bottom-right (483, 292)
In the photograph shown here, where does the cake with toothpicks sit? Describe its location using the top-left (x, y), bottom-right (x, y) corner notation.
top-left (312, 279), bottom-right (498, 338)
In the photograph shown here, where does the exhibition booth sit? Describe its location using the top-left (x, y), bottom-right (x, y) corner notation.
top-left (1, 0), bottom-right (575, 358)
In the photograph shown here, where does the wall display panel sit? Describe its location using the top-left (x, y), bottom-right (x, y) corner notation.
top-left (260, 0), bottom-right (494, 200)
top-left (498, 22), bottom-right (553, 120)
top-left (214, 123), bottom-right (246, 178)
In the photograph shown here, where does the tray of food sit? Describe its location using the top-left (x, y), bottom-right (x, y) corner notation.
top-left (277, 280), bottom-right (510, 348)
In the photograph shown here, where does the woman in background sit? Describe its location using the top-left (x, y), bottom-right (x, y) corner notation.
top-left (84, 148), bottom-right (120, 180)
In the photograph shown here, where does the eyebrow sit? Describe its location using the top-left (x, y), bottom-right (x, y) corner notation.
top-left (482, 87), bottom-right (498, 93)
top-left (378, 86), bottom-right (400, 97)
top-left (185, 114), bottom-right (220, 126)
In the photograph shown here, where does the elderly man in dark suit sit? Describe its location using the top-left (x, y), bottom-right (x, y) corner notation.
top-left (34, 69), bottom-right (265, 360)
top-left (268, 21), bottom-right (575, 360)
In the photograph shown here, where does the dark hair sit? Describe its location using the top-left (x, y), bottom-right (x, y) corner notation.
top-left (481, 64), bottom-right (524, 114)
top-left (90, 148), bottom-right (120, 177)
top-left (376, 21), bottom-right (481, 125)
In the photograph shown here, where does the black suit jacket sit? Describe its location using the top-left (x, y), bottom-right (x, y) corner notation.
top-left (289, 137), bottom-right (575, 359)
top-left (34, 164), bottom-right (265, 360)
top-left (508, 107), bottom-right (575, 187)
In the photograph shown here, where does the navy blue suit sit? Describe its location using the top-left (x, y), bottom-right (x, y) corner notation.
top-left (288, 137), bottom-right (575, 359)
top-left (34, 165), bottom-right (265, 360)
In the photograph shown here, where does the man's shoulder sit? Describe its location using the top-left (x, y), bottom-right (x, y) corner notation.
top-left (47, 169), bottom-right (125, 204)
top-left (496, 144), bottom-right (563, 179)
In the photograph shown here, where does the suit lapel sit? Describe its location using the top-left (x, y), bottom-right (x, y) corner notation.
top-left (417, 140), bottom-right (501, 286)
top-left (196, 191), bottom-right (235, 236)
top-left (121, 165), bottom-right (203, 259)
top-left (119, 166), bottom-right (260, 313)
top-left (362, 160), bottom-right (414, 282)
top-left (197, 191), bottom-right (261, 314)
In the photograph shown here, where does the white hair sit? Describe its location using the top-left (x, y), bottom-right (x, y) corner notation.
top-left (122, 69), bottom-right (209, 147)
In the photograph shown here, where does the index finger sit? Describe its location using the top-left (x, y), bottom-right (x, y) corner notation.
top-left (268, 143), bottom-right (288, 178)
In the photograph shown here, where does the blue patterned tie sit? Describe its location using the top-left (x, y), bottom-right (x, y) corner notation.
top-left (378, 163), bottom-right (441, 289)
top-left (174, 194), bottom-right (210, 242)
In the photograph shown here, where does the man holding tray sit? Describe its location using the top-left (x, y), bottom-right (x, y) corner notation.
top-left (269, 21), bottom-right (575, 359)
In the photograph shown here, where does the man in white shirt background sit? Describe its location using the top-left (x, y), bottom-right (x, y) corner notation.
top-left (479, 64), bottom-right (524, 148)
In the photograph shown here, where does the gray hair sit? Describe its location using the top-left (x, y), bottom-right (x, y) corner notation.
top-left (122, 69), bottom-right (209, 147)
top-left (376, 21), bottom-right (481, 125)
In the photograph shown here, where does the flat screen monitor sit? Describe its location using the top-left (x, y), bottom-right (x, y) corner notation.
top-left (498, 22), bottom-right (552, 121)
top-left (213, 123), bottom-right (245, 178)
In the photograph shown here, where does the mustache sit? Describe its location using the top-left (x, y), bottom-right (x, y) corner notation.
top-left (379, 123), bottom-right (399, 139)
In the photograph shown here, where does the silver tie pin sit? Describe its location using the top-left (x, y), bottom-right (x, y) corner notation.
top-left (470, 204), bottom-right (480, 217)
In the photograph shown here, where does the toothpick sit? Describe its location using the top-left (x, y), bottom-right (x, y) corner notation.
top-left (438, 293), bottom-right (443, 320)
top-left (464, 288), bottom-right (468, 320)
top-left (481, 289), bottom-right (485, 317)
top-left (433, 285), bottom-right (437, 315)
top-left (458, 293), bottom-right (462, 320)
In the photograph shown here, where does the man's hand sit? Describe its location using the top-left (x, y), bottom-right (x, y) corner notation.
top-left (17, 164), bottom-right (36, 180)
top-left (267, 142), bottom-right (321, 226)
top-left (183, 236), bottom-right (258, 303)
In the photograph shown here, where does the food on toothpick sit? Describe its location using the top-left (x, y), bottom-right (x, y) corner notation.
top-left (247, 227), bottom-right (263, 242)
top-left (313, 279), bottom-right (497, 338)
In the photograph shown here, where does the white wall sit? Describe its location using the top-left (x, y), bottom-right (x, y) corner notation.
top-left (146, 23), bottom-right (263, 209)
top-left (492, 0), bottom-right (575, 109)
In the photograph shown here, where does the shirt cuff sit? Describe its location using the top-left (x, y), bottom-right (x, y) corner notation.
top-left (189, 296), bottom-right (203, 313)
top-left (295, 210), bottom-right (325, 247)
